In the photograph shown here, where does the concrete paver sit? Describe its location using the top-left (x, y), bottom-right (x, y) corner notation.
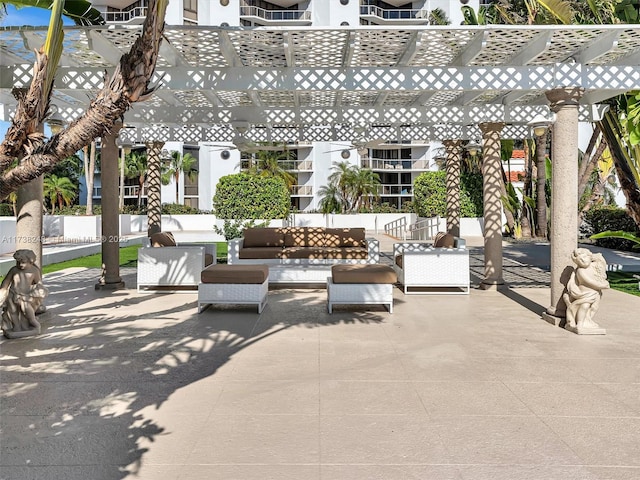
top-left (1, 234), bottom-right (640, 480)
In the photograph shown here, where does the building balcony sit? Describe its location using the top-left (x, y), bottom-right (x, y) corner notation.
top-left (240, 6), bottom-right (312, 26)
top-left (103, 6), bottom-right (148, 24)
top-left (290, 185), bottom-right (313, 196)
top-left (360, 5), bottom-right (431, 25)
top-left (376, 185), bottom-right (413, 196)
top-left (283, 160), bottom-right (313, 171)
top-left (362, 158), bottom-right (429, 170)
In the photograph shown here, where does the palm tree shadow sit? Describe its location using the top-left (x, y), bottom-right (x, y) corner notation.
top-left (1, 268), bottom-right (385, 479)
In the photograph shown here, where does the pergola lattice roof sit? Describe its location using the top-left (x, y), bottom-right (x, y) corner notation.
top-left (1, 24), bottom-right (640, 142)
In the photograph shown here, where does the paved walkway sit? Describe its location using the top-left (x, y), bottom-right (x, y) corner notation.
top-left (1, 234), bottom-right (640, 480)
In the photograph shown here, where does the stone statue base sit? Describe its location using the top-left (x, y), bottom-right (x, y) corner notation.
top-left (542, 312), bottom-right (563, 327)
top-left (4, 327), bottom-right (40, 339)
top-left (564, 324), bottom-right (606, 335)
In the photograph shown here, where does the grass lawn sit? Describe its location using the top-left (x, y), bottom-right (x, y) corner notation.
top-left (1, 243), bottom-right (229, 281)
top-left (607, 271), bottom-right (640, 297)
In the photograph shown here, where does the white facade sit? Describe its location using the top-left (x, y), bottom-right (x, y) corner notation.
top-left (89, 0), bottom-right (480, 212)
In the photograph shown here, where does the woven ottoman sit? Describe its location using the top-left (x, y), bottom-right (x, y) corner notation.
top-left (198, 264), bottom-right (269, 313)
top-left (327, 264), bottom-right (397, 314)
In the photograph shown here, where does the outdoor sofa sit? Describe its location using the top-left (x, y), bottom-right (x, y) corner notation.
top-left (227, 227), bottom-right (380, 284)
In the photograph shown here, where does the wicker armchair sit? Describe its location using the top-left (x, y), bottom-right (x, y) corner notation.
top-left (393, 238), bottom-right (470, 294)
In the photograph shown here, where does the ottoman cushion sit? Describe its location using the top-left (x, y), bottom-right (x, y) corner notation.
top-left (331, 264), bottom-right (397, 284)
top-left (201, 264), bottom-right (269, 284)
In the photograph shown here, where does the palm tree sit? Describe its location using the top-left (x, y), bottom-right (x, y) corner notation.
top-left (317, 184), bottom-right (342, 214)
top-left (125, 150), bottom-right (148, 207)
top-left (2, 0), bottom-right (104, 26)
top-left (351, 167), bottom-right (380, 212)
top-left (0, 0), bottom-right (169, 199)
top-left (248, 147), bottom-right (297, 189)
top-left (162, 151), bottom-right (198, 204)
top-left (43, 173), bottom-right (76, 213)
top-left (328, 161), bottom-right (357, 213)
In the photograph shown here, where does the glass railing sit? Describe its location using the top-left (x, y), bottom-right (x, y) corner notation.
top-left (93, 186), bottom-right (141, 197)
top-left (290, 185), bottom-right (313, 195)
top-left (376, 184), bottom-right (413, 195)
top-left (240, 6), bottom-right (311, 22)
top-left (361, 158), bottom-right (428, 170)
top-left (360, 5), bottom-right (429, 21)
top-left (105, 6), bottom-right (148, 23)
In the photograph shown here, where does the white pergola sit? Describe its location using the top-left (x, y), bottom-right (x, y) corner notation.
top-left (2, 23), bottom-right (640, 327)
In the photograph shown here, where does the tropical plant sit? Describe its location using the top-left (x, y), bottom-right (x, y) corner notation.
top-left (162, 151), bottom-right (198, 204)
top-left (324, 161), bottom-right (380, 213)
top-left (590, 230), bottom-right (640, 249)
top-left (3, 0), bottom-right (104, 25)
top-left (317, 183), bottom-right (342, 214)
top-left (246, 147), bottom-right (296, 189)
top-left (43, 173), bottom-right (77, 213)
top-left (0, 0), bottom-right (168, 200)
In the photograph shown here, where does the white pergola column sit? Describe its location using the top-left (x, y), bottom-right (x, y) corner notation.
top-left (146, 141), bottom-right (164, 237)
top-left (544, 87), bottom-right (584, 321)
top-left (479, 122), bottom-right (505, 290)
top-left (96, 123), bottom-right (125, 290)
top-left (444, 139), bottom-right (462, 237)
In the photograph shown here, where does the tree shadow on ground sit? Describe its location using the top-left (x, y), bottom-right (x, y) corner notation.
top-left (0, 268), bottom-right (386, 480)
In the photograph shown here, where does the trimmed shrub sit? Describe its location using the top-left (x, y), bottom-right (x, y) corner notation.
top-left (213, 173), bottom-right (290, 220)
top-left (581, 206), bottom-right (640, 251)
top-left (413, 171), bottom-right (483, 218)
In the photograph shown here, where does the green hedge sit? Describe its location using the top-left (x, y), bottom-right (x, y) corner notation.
top-left (213, 173), bottom-right (290, 220)
top-left (581, 206), bottom-right (640, 251)
top-left (413, 171), bottom-right (483, 218)
top-left (0, 203), bottom-right (13, 216)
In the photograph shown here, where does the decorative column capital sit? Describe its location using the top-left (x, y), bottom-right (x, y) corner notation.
top-left (443, 139), bottom-right (463, 148)
top-left (478, 122), bottom-right (504, 136)
top-left (546, 88), bottom-right (584, 111)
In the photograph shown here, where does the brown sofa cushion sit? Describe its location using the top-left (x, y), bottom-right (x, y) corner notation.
top-left (239, 247), bottom-right (284, 260)
top-left (324, 228), bottom-right (366, 247)
top-left (201, 264), bottom-right (269, 284)
top-left (205, 253), bottom-right (214, 266)
top-left (284, 227), bottom-right (327, 247)
top-left (433, 232), bottom-right (455, 248)
top-left (323, 247), bottom-right (368, 260)
top-left (281, 247), bottom-right (326, 259)
top-left (395, 254), bottom-right (403, 269)
top-left (331, 264), bottom-right (397, 284)
top-left (243, 228), bottom-right (285, 248)
top-left (150, 231), bottom-right (176, 247)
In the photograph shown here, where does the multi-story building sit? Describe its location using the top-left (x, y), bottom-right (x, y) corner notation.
top-left (87, 1), bottom-right (478, 212)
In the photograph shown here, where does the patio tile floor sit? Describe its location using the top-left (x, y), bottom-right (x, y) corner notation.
top-left (1, 235), bottom-right (640, 480)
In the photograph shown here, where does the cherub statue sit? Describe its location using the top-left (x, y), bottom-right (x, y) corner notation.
top-left (0, 249), bottom-right (48, 337)
top-left (562, 248), bottom-right (609, 332)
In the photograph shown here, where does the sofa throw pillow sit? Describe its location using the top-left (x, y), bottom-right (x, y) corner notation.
top-left (433, 231), bottom-right (455, 248)
top-left (151, 231), bottom-right (176, 247)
